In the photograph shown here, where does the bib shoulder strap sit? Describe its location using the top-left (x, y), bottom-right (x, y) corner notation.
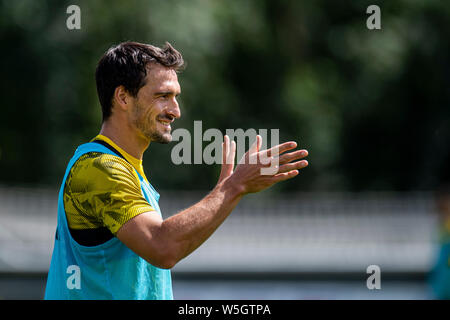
top-left (91, 139), bottom-right (126, 161)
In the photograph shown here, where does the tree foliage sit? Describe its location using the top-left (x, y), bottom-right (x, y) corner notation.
top-left (0, 0), bottom-right (449, 191)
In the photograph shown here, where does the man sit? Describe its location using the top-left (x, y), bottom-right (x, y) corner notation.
top-left (44, 41), bottom-right (309, 299)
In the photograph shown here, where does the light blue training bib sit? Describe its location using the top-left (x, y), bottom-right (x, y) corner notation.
top-left (44, 142), bottom-right (173, 300)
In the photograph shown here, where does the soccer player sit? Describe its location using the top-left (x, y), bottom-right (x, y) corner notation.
top-left (44, 41), bottom-right (309, 299)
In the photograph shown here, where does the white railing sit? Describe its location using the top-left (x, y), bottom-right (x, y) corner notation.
top-left (0, 186), bottom-right (440, 274)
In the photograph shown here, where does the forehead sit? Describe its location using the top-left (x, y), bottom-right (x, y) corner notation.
top-left (143, 63), bottom-right (180, 93)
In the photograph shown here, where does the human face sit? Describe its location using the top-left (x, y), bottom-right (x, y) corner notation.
top-left (130, 63), bottom-right (181, 144)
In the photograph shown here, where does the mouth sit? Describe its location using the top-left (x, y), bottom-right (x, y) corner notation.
top-left (158, 118), bottom-right (173, 130)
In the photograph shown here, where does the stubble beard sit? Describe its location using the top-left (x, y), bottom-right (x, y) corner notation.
top-left (132, 102), bottom-right (172, 144)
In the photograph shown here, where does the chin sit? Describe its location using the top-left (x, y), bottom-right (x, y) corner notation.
top-left (160, 136), bottom-right (172, 144)
top-left (149, 132), bottom-right (172, 144)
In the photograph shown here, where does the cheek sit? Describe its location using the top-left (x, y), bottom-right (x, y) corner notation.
top-left (136, 100), bottom-right (157, 119)
top-left (148, 105), bottom-right (162, 121)
top-left (141, 104), bottom-right (164, 129)
top-left (148, 101), bottom-right (165, 117)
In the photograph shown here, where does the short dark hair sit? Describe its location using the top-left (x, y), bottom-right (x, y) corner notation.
top-left (95, 41), bottom-right (184, 121)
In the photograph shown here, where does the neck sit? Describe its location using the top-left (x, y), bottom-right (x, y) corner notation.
top-left (99, 118), bottom-right (150, 160)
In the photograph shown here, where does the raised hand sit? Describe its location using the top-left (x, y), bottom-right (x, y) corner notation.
top-left (228, 135), bottom-right (308, 195)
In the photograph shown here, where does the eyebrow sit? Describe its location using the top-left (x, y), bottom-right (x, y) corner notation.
top-left (154, 91), bottom-right (180, 97)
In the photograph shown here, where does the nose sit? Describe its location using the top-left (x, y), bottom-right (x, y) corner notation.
top-left (167, 97), bottom-right (181, 119)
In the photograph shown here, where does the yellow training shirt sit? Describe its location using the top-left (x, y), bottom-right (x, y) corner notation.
top-left (63, 135), bottom-right (155, 237)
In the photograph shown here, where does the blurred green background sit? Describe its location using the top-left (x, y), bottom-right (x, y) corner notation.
top-left (1, 0), bottom-right (449, 192)
top-left (1, 0), bottom-right (450, 301)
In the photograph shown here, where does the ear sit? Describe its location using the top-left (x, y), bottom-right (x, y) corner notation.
top-left (113, 85), bottom-right (131, 112)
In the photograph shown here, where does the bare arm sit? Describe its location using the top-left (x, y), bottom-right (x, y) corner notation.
top-left (117, 135), bottom-right (308, 269)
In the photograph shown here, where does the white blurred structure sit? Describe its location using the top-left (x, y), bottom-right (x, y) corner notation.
top-left (0, 186), bottom-right (440, 275)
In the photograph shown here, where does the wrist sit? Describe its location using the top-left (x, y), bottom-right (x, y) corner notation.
top-left (217, 175), bottom-right (246, 201)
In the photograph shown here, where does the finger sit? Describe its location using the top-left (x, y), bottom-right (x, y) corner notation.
top-left (278, 149), bottom-right (308, 165)
top-left (239, 135), bottom-right (261, 165)
top-left (219, 136), bottom-right (233, 182)
top-left (276, 160), bottom-right (308, 174)
top-left (261, 141), bottom-right (297, 158)
top-left (248, 135), bottom-right (262, 155)
top-left (228, 140), bottom-right (236, 166)
top-left (222, 135), bottom-right (229, 165)
top-left (272, 169), bottom-right (299, 183)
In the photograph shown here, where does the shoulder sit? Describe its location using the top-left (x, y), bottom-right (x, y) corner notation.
top-left (65, 152), bottom-right (142, 195)
top-left (64, 151), bottom-right (153, 235)
top-left (72, 152), bottom-right (138, 181)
